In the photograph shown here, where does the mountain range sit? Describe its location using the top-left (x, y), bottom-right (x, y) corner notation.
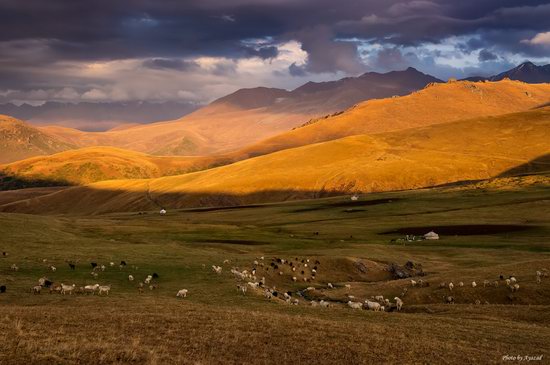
top-left (464, 61), bottom-right (550, 83)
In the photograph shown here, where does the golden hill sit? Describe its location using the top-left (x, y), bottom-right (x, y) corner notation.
top-left (236, 80), bottom-right (550, 157)
top-left (0, 146), bottom-right (207, 186)
top-left (39, 103), bottom-right (311, 156)
top-left (3, 107), bottom-right (549, 215)
top-left (0, 115), bottom-right (74, 164)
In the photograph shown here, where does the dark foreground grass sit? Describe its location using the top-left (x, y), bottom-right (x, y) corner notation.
top-left (0, 183), bottom-right (549, 364)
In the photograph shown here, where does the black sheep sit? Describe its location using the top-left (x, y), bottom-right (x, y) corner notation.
top-left (301, 270), bottom-right (305, 275)
top-left (68, 263), bottom-right (75, 270)
top-left (499, 274), bottom-right (504, 280)
top-left (276, 258), bottom-right (282, 264)
top-left (152, 273), bottom-right (159, 279)
top-left (120, 261), bottom-right (127, 266)
top-left (286, 291), bottom-right (292, 297)
top-left (91, 262), bottom-right (97, 268)
top-left (272, 291), bottom-right (278, 297)
top-left (315, 260), bottom-right (320, 265)
top-left (0, 285), bottom-right (6, 293)
top-left (44, 280), bottom-right (53, 288)
top-left (273, 264), bottom-right (278, 269)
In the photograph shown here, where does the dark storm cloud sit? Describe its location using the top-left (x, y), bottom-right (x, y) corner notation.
top-left (478, 49), bottom-right (498, 62)
top-left (142, 58), bottom-right (199, 71)
top-left (1, 0), bottom-right (549, 102)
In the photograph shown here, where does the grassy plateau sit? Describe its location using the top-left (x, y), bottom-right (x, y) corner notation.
top-left (0, 177), bottom-right (549, 364)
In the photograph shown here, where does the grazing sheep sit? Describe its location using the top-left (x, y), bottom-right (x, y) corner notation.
top-left (68, 263), bottom-right (76, 270)
top-left (483, 280), bottom-right (490, 287)
top-left (375, 295), bottom-right (384, 302)
top-left (319, 300), bottom-right (330, 308)
top-left (505, 279), bottom-right (511, 286)
top-left (536, 276), bottom-right (542, 284)
top-left (91, 262), bottom-right (97, 269)
top-left (394, 297), bottom-right (403, 311)
top-left (364, 300), bottom-right (381, 311)
top-left (176, 289), bottom-right (188, 298)
top-left (471, 281), bottom-right (477, 288)
top-left (448, 282), bottom-right (454, 291)
top-left (0, 285), bottom-right (6, 293)
top-left (247, 282), bottom-right (259, 289)
top-left (61, 284), bottom-right (76, 295)
top-left (10, 264), bottom-right (18, 271)
top-left (91, 272), bottom-right (99, 279)
top-left (458, 282), bottom-right (464, 287)
top-left (310, 301), bottom-right (319, 307)
top-left (49, 284), bottom-right (62, 294)
top-left (292, 298), bottom-right (299, 306)
top-left (493, 281), bottom-right (499, 287)
top-left (327, 283), bottom-right (333, 289)
top-left (109, 262), bottom-right (115, 267)
top-left (475, 299), bottom-right (481, 305)
top-left (344, 284), bottom-right (351, 290)
top-left (410, 279), bottom-right (417, 287)
top-left (98, 285), bottom-right (111, 295)
top-left (100, 265), bottom-right (106, 272)
top-left (347, 301), bottom-right (363, 310)
top-left (84, 284), bottom-right (99, 294)
top-left (446, 296), bottom-right (454, 304)
top-left (264, 289), bottom-right (273, 299)
top-left (152, 273), bottom-right (159, 279)
top-left (212, 265), bottom-right (222, 275)
top-left (439, 282), bottom-right (446, 289)
top-left (32, 285), bottom-right (42, 294)
top-left (292, 276), bottom-right (297, 282)
top-left (237, 285), bottom-right (247, 295)
top-left (510, 277), bottom-right (517, 284)
top-left (128, 275), bottom-right (134, 281)
top-left (279, 271), bottom-right (283, 276)
top-left (50, 265), bottom-right (56, 272)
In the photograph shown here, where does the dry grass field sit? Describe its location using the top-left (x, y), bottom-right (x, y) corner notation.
top-left (1, 177), bottom-right (549, 364)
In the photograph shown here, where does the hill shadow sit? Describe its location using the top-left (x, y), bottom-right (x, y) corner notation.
top-left (0, 173), bottom-right (71, 191)
top-left (497, 154), bottom-right (550, 177)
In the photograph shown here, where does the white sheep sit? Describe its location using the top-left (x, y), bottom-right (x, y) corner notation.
top-left (212, 265), bottom-right (222, 274)
top-left (10, 264), bottom-right (19, 271)
top-left (264, 289), bottom-right (273, 299)
top-left (319, 300), bottom-right (330, 308)
top-left (247, 282), bottom-right (259, 289)
top-left (471, 281), bottom-right (477, 288)
top-left (84, 284), bottom-right (99, 294)
top-left (375, 295), bottom-right (384, 302)
top-left (458, 281), bottom-right (464, 287)
top-left (50, 265), bottom-right (56, 272)
top-left (32, 285), bottom-right (42, 294)
top-left (394, 297), bottom-right (403, 311)
top-left (292, 276), bottom-right (297, 282)
top-left (176, 289), bottom-right (188, 298)
top-left (98, 285), bottom-right (111, 295)
top-left (448, 282), bottom-right (454, 291)
top-left (237, 285), bottom-right (247, 295)
top-left (310, 300), bottom-right (319, 307)
top-left (510, 277), bottom-right (517, 284)
top-left (128, 275), bottom-right (134, 281)
top-left (364, 300), bottom-right (381, 311)
top-left (327, 283), bottom-right (333, 289)
top-left (109, 262), bottom-right (115, 267)
top-left (61, 283), bottom-right (76, 295)
top-left (347, 301), bottom-right (363, 310)
top-left (505, 278), bottom-right (511, 286)
top-left (536, 276), bottom-right (542, 284)
top-left (483, 280), bottom-right (490, 287)
top-left (410, 279), bottom-right (417, 287)
top-left (344, 284), bottom-right (351, 290)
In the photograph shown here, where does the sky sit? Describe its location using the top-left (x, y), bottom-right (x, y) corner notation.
top-left (1, 0), bottom-right (549, 106)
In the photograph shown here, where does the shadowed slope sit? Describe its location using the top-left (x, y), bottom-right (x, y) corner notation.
top-left (3, 107), bottom-right (549, 215)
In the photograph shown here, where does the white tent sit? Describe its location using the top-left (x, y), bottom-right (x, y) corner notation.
top-left (423, 231), bottom-right (439, 240)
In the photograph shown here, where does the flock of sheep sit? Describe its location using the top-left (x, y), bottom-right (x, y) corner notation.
top-left (1, 256), bottom-right (188, 299)
top-left (2, 250), bottom-right (548, 311)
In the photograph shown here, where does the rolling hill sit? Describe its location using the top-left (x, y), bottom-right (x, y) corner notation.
top-left (0, 115), bottom-right (75, 164)
top-left (37, 68), bottom-right (440, 157)
top-left (4, 79), bottom-right (550, 187)
top-left (3, 107), bottom-right (549, 215)
top-left (0, 146), bottom-right (207, 188)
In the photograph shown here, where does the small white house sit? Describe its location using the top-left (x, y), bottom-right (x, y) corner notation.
top-left (423, 231), bottom-right (439, 240)
top-left (159, 209), bottom-right (167, 215)
top-left (350, 195), bottom-right (359, 201)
